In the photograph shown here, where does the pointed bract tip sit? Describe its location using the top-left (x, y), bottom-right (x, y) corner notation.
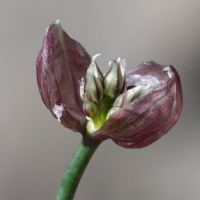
top-left (54, 19), bottom-right (60, 24)
top-left (163, 66), bottom-right (174, 78)
top-left (92, 54), bottom-right (101, 62)
top-left (45, 26), bottom-right (50, 34)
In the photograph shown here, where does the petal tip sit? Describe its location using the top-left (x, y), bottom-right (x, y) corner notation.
top-left (117, 57), bottom-right (121, 63)
top-left (92, 54), bottom-right (101, 62)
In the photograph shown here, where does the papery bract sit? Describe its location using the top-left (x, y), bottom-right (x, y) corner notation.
top-left (93, 62), bottom-right (182, 148)
top-left (36, 20), bottom-right (90, 135)
top-left (37, 20), bottom-right (183, 148)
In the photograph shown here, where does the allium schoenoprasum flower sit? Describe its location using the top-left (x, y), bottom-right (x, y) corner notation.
top-left (37, 20), bottom-right (183, 149)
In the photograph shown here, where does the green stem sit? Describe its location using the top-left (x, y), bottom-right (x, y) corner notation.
top-left (56, 137), bottom-right (101, 200)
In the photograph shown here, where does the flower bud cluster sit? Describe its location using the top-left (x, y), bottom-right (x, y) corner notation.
top-left (79, 54), bottom-right (128, 132)
top-left (80, 54), bottom-right (151, 132)
top-left (79, 54), bottom-right (151, 133)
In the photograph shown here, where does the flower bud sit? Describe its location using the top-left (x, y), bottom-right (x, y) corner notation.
top-left (106, 85), bottom-right (151, 120)
top-left (83, 94), bottom-right (98, 118)
top-left (85, 73), bottom-right (103, 103)
top-left (103, 58), bottom-right (126, 98)
top-left (90, 54), bottom-right (104, 84)
top-left (114, 85), bottom-right (151, 107)
top-left (85, 55), bottom-right (104, 103)
top-left (106, 107), bottom-right (119, 121)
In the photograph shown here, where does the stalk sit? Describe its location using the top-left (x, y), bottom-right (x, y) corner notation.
top-left (56, 136), bottom-right (100, 200)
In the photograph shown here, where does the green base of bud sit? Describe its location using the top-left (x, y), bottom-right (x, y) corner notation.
top-left (86, 96), bottom-right (115, 135)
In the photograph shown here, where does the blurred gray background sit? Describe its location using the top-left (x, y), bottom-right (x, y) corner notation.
top-left (1, 0), bottom-right (200, 200)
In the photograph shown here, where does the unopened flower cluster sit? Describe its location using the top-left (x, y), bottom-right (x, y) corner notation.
top-left (80, 54), bottom-right (152, 134)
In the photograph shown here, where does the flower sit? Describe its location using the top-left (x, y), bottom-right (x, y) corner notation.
top-left (36, 20), bottom-right (183, 148)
